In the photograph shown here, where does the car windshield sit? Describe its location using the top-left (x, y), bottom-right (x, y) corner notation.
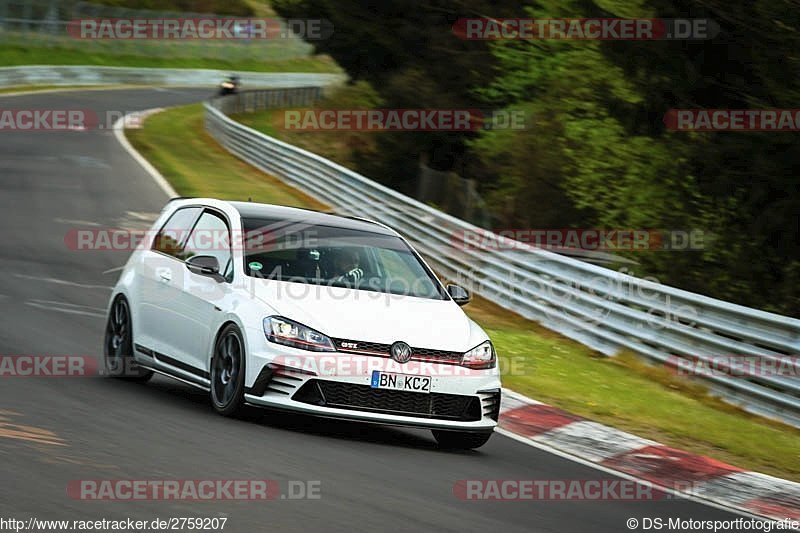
top-left (240, 217), bottom-right (447, 300)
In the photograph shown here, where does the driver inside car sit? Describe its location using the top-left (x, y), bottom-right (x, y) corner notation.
top-left (331, 248), bottom-right (364, 285)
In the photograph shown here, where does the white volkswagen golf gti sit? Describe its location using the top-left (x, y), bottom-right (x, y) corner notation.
top-left (105, 198), bottom-right (501, 449)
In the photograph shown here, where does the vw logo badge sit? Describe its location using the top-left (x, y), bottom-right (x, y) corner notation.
top-left (390, 341), bottom-right (412, 364)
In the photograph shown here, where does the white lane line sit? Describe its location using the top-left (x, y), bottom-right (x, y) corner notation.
top-left (27, 299), bottom-right (105, 313)
top-left (117, 211), bottom-right (160, 231)
top-left (13, 274), bottom-right (111, 290)
top-left (124, 210), bottom-right (160, 221)
top-left (112, 110), bottom-right (175, 198)
top-left (53, 218), bottom-right (102, 227)
top-left (101, 266), bottom-right (125, 275)
top-left (25, 301), bottom-right (105, 318)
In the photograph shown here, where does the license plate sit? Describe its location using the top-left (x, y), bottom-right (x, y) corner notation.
top-left (370, 371), bottom-right (431, 393)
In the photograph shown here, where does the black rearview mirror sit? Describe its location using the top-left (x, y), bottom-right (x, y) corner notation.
top-left (446, 284), bottom-right (471, 306)
top-left (186, 255), bottom-right (223, 281)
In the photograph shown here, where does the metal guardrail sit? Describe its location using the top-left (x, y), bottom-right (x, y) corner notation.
top-left (204, 88), bottom-right (800, 428)
top-left (212, 86), bottom-right (323, 115)
top-left (0, 66), bottom-right (346, 88)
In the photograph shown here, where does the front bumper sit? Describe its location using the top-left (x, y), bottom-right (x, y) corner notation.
top-left (243, 341), bottom-right (501, 432)
top-left (245, 391), bottom-right (498, 432)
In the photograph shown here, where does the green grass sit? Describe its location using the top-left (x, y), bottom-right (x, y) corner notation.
top-left (233, 109), bottom-right (279, 135)
top-left (127, 103), bottom-right (800, 481)
top-left (126, 104), bottom-right (327, 208)
top-left (0, 45), bottom-right (342, 74)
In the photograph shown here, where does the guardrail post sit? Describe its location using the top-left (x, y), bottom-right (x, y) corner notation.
top-left (22, 0), bottom-right (30, 31)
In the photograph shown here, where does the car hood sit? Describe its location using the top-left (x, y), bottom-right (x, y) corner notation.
top-left (247, 279), bottom-right (483, 352)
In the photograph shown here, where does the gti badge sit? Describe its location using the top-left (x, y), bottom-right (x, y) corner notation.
top-left (390, 341), bottom-right (412, 363)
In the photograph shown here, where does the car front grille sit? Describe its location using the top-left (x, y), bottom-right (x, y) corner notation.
top-left (293, 379), bottom-right (482, 422)
top-left (331, 338), bottom-right (463, 365)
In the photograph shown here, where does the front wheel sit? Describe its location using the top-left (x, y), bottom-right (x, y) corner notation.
top-left (210, 324), bottom-right (246, 417)
top-left (432, 430), bottom-right (493, 450)
top-left (104, 296), bottom-right (152, 382)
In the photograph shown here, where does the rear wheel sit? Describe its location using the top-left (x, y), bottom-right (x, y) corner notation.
top-left (104, 296), bottom-right (152, 382)
top-left (210, 324), bottom-right (246, 417)
top-left (432, 430), bottom-right (493, 450)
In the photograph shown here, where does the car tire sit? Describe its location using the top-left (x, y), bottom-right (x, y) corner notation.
top-left (210, 323), bottom-right (246, 417)
top-left (432, 430), bottom-right (493, 450)
top-left (104, 296), bottom-right (153, 382)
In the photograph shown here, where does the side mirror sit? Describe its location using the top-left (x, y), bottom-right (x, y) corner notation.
top-left (446, 284), bottom-right (471, 306)
top-left (186, 255), bottom-right (223, 281)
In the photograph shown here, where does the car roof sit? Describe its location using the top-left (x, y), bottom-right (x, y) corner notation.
top-left (227, 201), bottom-right (397, 236)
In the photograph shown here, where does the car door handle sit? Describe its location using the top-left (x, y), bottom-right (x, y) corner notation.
top-left (158, 271), bottom-right (172, 282)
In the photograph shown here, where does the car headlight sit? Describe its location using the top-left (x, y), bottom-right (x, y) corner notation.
top-left (263, 316), bottom-right (335, 352)
top-left (461, 340), bottom-right (496, 369)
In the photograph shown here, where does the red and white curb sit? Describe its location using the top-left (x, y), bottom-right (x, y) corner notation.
top-left (498, 389), bottom-right (799, 522)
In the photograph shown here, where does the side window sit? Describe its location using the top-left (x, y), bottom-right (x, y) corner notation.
top-left (152, 207), bottom-right (202, 258)
top-left (375, 248), bottom-right (412, 279)
top-left (181, 210), bottom-right (233, 281)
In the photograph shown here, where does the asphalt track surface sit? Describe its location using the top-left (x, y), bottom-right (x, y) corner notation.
top-left (0, 88), bottom-right (764, 532)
